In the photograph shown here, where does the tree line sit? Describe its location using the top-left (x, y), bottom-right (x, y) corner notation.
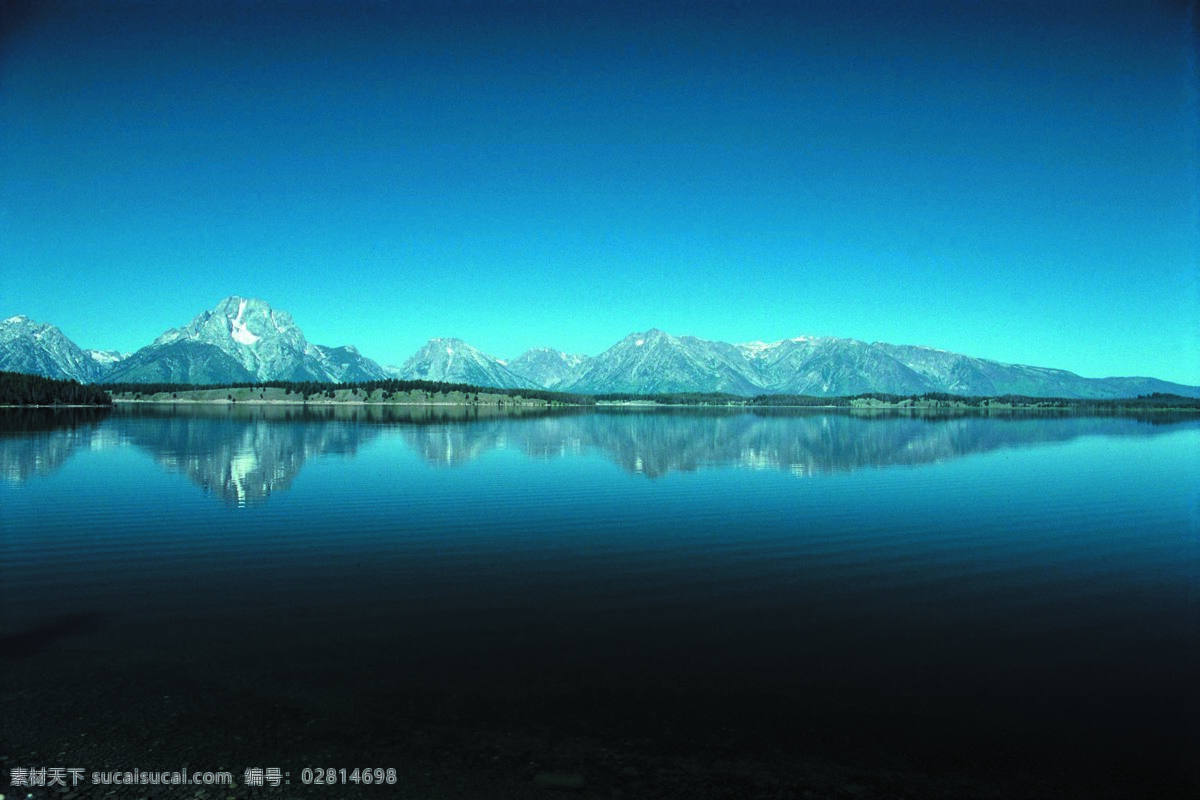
top-left (104, 378), bottom-right (600, 405)
top-left (748, 391), bottom-right (1200, 409)
top-left (593, 391), bottom-right (746, 405)
top-left (0, 371), bottom-right (113, 406)
top-left (13, 372), bottom-right (1198, 409)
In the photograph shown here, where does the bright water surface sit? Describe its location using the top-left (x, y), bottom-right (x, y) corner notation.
top-left (2, 405), bottom-right (1197, 799)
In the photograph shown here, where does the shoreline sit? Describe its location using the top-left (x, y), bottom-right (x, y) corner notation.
top-left (3, 400), bottom-right (1196, 413)
top-left (98, 397), bottom-right (1200, 412)
top-left (110, 398), bottom-right (556, 407)
top-left (5, 396), bottom-right (1198, 412)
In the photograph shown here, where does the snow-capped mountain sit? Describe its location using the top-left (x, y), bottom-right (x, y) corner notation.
top-left (0, 315), bottom-right (123, 383)
top-left (738, 336), bottom-right (935, 395)
top-left (562, 329), bottom-right (763, 394)
top-left (506, 347), bottom-right (591, 390)
top-left (103, 297), bottom-right (390, 384)
top-left (393, 337), bottom-right (539, 389)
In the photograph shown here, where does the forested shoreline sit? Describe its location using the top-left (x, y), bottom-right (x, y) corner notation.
top-left (3, 371), bottom-right (1199, 410)
top-left (0, 371), bottom-right (113, 405)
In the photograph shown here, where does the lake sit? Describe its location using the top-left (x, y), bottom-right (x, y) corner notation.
top-left (1, 404), bottom-right (1197, 799)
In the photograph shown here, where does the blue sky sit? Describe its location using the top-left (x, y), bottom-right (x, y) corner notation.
top-left (2, 0), bottom-right (1197, 383)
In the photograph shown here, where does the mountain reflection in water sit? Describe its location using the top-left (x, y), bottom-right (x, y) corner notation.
top-left (1, 404), bottom-right (1195, 504)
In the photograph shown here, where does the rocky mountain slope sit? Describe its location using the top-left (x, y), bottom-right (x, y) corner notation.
top-left (393, 338), bottom-right (539, 389)
top-left (566, 329), bottom-right (761, 395)
top-left (506, 347), bottom-right (591, 390)
top-left (103, 297), bottom-right (390, 384)
top-left (0, 315), bottom-right (123, 383)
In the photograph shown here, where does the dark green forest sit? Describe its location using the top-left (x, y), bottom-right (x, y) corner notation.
top-left (0, 371), bottom-right (113, 406)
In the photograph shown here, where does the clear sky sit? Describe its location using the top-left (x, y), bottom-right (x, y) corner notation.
top-left (2, 0), bottom-right (1197, 382)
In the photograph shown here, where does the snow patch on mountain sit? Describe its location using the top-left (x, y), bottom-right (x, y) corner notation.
top-left (229, 299), bottom-right (260, 345)
top-left (87, 349), bottom-right (127, 366)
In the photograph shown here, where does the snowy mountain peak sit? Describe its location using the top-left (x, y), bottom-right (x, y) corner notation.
top-left (507, 347), bottom-right (591, 390)
top-left (155, 296), bottom-right (304, 351)
top-left (626, 328), bottom-right (675, 347)
top-left (736, 336), bottom-right (820, 358)
top-left (737, 340), bottom-right (773, 355)
top-left (87, 349), bottom-right (127, 366)
top-left (395, 337), bottom-right (538, 389)
top-left (0, 314), bottom-right (115, 382)
top-left (105, 297), bottom-right (389, 384)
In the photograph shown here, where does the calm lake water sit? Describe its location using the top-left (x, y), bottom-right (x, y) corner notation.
top-left (2, 404), bottom-right (1197, 799)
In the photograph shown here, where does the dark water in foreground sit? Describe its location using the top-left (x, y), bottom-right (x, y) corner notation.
top-left (2, 405), bottom-right (1197, 799)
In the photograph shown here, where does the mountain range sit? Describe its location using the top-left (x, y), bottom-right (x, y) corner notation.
top-left (3, 296), bottom-right (1198, 399)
